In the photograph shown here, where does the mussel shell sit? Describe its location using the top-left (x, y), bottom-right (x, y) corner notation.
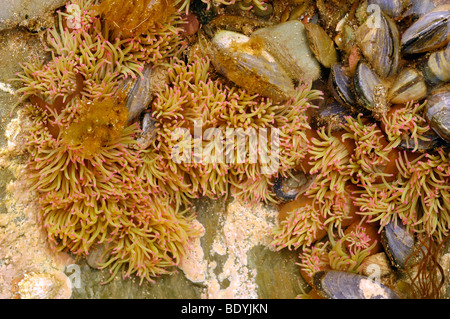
top-left (311, 101), bottom-right (352, 131)
top-left (353, 61), bottom-right (383, 111)
top-left (387, 67), bottom-right (428, 104)
top-left (403, 0), bottom-right (439, 19)
top-left (421, 46), bottom-right (450, 86)
top-left (398, 130), bottom-right (444, 151)
top-left (304, 23), bottom-right (338, 68)
top-left (329, 63), bottom-right (357, 109)
top-left (135, 112), bottom-right (157, 150)
top-left (381, 218), bottom-right (415, 268)
top-left (123, 64), bottom-right (154, 123)
top-left (367, 0), bottom-right (407, 18)
top-left (313, 270), bottom-right (400, 299)
top-left (209, 30), bottom-right (296, 103)
top-left (401, 5), bottom-right (450, 55)
top-left (425, 84), bottom-right (450, 141)
top-left (356, 9), bottom-right (400, 79)
top-left (251, 21), bottom-right (322, 82)
top-left (273, 171), bottom-right (316, 201)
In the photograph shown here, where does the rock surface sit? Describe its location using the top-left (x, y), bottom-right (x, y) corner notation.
top-left (0, 0), bottom-right (66, 31)
top-left (68, 197), bottom-right (306, 298)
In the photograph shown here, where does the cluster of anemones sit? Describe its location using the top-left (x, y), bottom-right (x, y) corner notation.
top-left (150, 57), bottom-right (322, 207)
top-left (15, 0), bottom-right (201, 285)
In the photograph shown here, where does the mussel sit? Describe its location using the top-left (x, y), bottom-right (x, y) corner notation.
top-left (329, 63), bottom-right (357, 110)
top-left (387, 67), bottom-right (428, 104)
top-left (135, 112), bottom-right (157, 150)
top-left (311, 101), bottom-right (352, 132)
top-left (367, 0), bottom-right (408, 19)
top-left (205, 29), bottom-right (296, 103)
top-left (401, 5), bottom-right (450, 55)
top-left (123, 64), bottom-right (154, 123)
top-left (251, 20), bottom-right (322, 82)
top-left (381, 218), bottom-right (415, 269)
top-left (356, 8), bottom-right (400, 79)
top-left (313, 270), bottom-right (400, 299)
top-left (403, 0), bottom-right (441, 18)
top-left (353, 61), bottom-right (385, 112)
top-left (398, 130), bottom-right (444, 152)
top-left (304, 22), bottom-right (338, 69)
top-left (421, 46), bottom-right (450, 86)
top-left (425, 84), bottom-right (450, 142)
top-left (273, 171), bottom-right (316, 201)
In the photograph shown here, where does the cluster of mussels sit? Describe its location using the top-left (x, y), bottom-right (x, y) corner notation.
top-left (14, 0), bottom-right (449, 298)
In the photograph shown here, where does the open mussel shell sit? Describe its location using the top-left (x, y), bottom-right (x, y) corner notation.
top-left (329, 63), bottom-right (357, 109)
top-left (123, 64), bottom-right (154, 123)
top-left (421, 46), bottom-right (450, 86)
top-left (425, 84), bottom-right (450, 142)
top-left (313, 270), bottom-right (400, 299)
top-left (356, 8), bottom-right (399, 79)
top-left (381, 218), bottom-right (415, 269)
top-left (353, 61), bottom-right (383, 111)
top-left (401, 5), bottom-right (450, 55)
top-left (208, 30), bottom-right (296, 103)
top-left (273, 171), bottom-right (316, 201)
top-left (387, 67), bottom-right (427, 104)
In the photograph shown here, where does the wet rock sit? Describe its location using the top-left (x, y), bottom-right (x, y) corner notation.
top-left (251, 245), bottom-right (306, 298)
top-left (13, 271), bottom-right (72, 299)
top-left (0, 0), bottom-right (67, 31)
